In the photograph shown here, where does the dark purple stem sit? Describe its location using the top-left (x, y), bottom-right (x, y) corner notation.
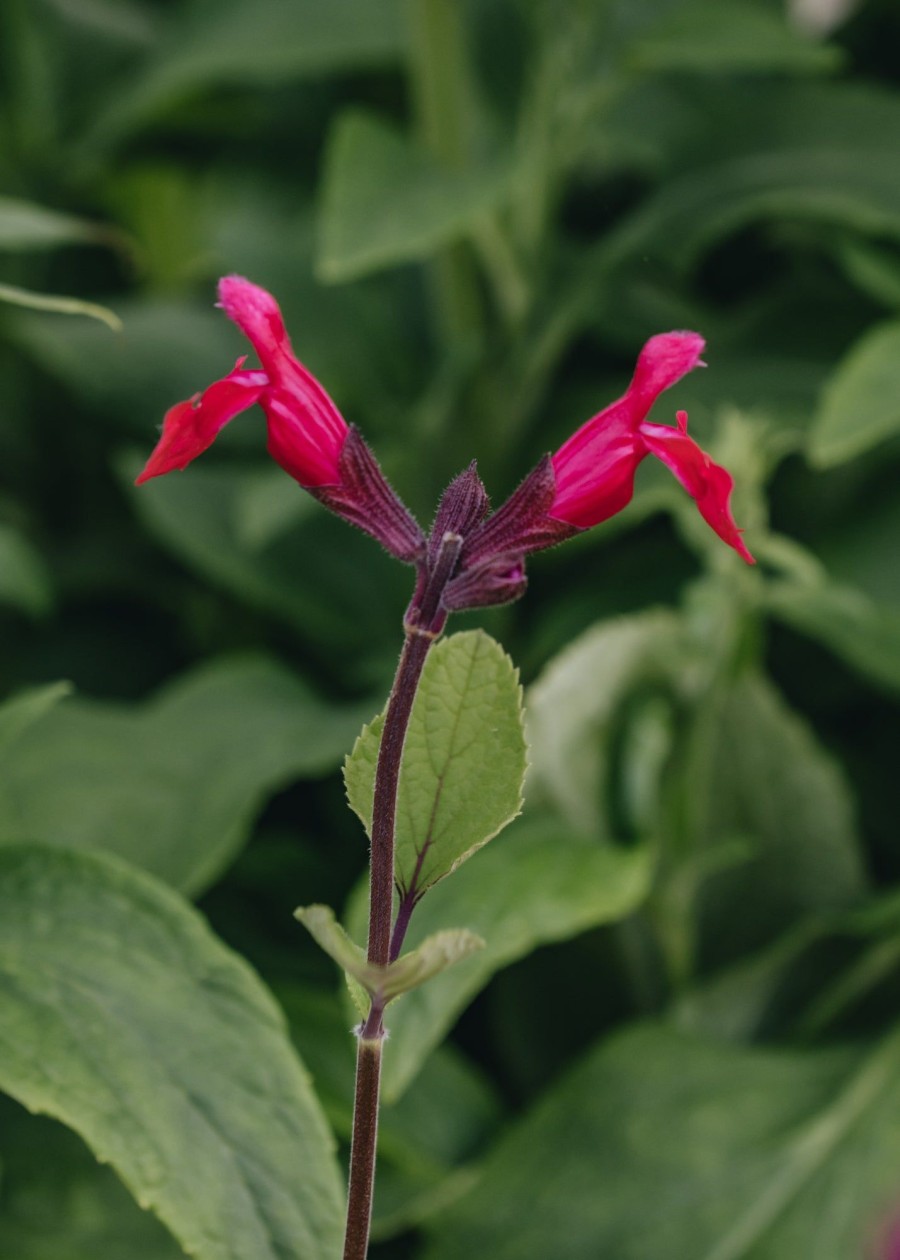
top-left (343, 625), bottom-right (434, 1260)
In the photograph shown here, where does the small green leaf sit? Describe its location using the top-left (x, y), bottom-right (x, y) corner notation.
top-left (0, 845), bottom-right (344, 1260)
top-left (345, 630), bottom-right (527, 898)
top-left (379, 930), bottom-right (484, 1002)
top-left (809, 321), bottom-right (900, 466)
top-left (295, 904), bottom-right (367, 981)
top-left (423, 1023), bottom-right (900, 1260)
top-left (0, 655), bottom-right (370, 895)
top-left (348, 814), bottom-right (652, 1100)
top-left (317, 111), bottom-right (509, 282)
top-left (295, 905), bottom-right (483, 1004)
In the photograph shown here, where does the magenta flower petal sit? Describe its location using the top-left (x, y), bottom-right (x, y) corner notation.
top-left (642, 413), bottom-right (755, 564)
top-left (135, 359), bottom-right (267, 484)
top-left (550, 331), bottom-right (705, 529)
top-left (217, 275), bottom-right (347, 487)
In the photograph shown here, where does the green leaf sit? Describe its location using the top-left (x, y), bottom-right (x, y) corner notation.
top-left (0, 197), bottom-right (109, 251)
top-left (82, 0), bottom-right (407, 154)
top-left (422, 1022), bottom-right (900, 1260)
top-left (0, 525), bottom-right (53, 616)
top-left (317, 111), bottom-right (509, 282)
top-left (0, 682), bottom-right (71, 763)
top-left (598, 81), bottom-right (900, 276)
top-left (765, 575), bottom-right (900, 694)
top-left (347, 813), bottom-right (652, 1100)
top-left (0, 1099), bottom-right (184, 1260)
top-left (0, 655), bottom-right (369, 895)
top-left (345, 630), bottom-right (527, 897)
top-left (526, 611), bottom-right (680, 837)
top-left (694, 672), bottom-right (867, 965)
top-left (630, 0), bottom-right (841, 74)
top-left (808, 321), bottom-right (900, 466)
top-left (296, 905), bottom-right (484, 1006)
top-left (0, 844), bottom-right (343, 1260)
top-left (122, 455), bottom-right (407, 676)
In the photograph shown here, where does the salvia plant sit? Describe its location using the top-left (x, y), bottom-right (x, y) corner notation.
top-left (5, 1), bottom-right (900, 1258)
top-left (135, 274), bottom-right (754, 1257)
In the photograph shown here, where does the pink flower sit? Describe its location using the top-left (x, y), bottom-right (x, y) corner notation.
top-left (550, 331), bottom-right (755, 564)
top-left (137, 276), bottom-right (347, 488)
top-left (136, 276), bottom-right (424, 562)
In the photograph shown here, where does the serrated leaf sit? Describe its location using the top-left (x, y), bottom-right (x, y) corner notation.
top-left (296, 905), bottom-right (483, 1005)
top-left (347, 814), bottom-right (652, 1100)
top-left (317, 111), bottom-right (509, 282)
top-left (0, 655), bottom-right (369, 895)
top-left (345, 630), bottom-right (526, 898)
top-left (0, 845), bottom-right (343, 1260)
top-left (808, 321), bottom-right (900, 466)
top-left (422, 1023), bottom-right (900, 1260)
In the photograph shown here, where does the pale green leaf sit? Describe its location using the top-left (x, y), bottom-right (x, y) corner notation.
top-left (0, 197), bottom-right (109, 251)
top-left (0, 655), bottom-right (369, 895)
top-left (345, 630), bottom-right (527, 897)
top-left (380, 930), bottom-right (485, 1003)
top-left (423, 1023), bottom-right (900, 1260)
top-left (0, 845), bottom-right (344, 1260)
top-left (295, 904), bottom-right (367, 984)
top-left (809, 321), bottom-right (900, 466)
top-left (347, 814), bottom-right (652, 1100)
top-left (296, 906), bottom-right (482, 1006)
top-left (317, 111), bottom-right (509, 282)
top-left (526, 611), bottom-right (681, 837)
top-left (630, 0), bottom-right (841, 74)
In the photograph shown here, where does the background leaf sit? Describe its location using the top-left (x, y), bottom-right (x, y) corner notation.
top-left (808, 321), bottom-right (900, 467)
top-left (422, 1023), bottom-right (900, 1260)
top-left (0, 656), bottom-right (369, 895)
top-left (0, 844), bottom-right (344, 1260)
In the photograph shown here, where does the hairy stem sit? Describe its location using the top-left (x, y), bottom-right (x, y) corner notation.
top-left (343, 628), bottom-right (433, 1258)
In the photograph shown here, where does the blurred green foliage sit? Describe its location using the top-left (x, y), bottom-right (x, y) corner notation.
top-left (2, 0), bottom-right (900, 1256)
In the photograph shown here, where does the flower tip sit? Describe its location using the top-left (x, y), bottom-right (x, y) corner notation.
top-left (634, 330), bottom-right (706, 398)
top-left (217, 274), bottom-right (279, 325)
